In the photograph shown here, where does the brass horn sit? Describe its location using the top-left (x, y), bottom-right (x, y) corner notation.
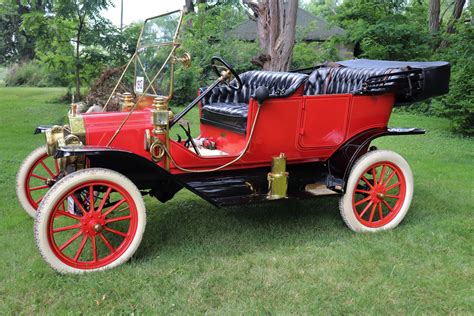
top-left (175, 52), bottom-right (192, 68)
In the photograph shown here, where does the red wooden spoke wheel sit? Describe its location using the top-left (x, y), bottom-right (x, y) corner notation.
top-left (340, 150), bottom-right (414, 232)
top-left (35, 168), bottom-right (146, 273)
top-left (16, 146), bottom-right (60, 217)
top-left (352, 162), bottom-right (406, 228)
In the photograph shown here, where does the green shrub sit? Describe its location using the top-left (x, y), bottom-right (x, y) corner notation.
top-left (432, 10), bottom-right (474, 136)
top-left (5, 61), bottom-right (64, 87)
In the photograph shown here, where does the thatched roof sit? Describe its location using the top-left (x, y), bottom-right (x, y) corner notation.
top-left (229, 8), bottom-right (346, 42)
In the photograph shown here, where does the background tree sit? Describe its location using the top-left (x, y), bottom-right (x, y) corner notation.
top-left (0, 0), bottom-right (52, 64)
top-left (243, 0), bottom-right (299, 71)
top-left (54, 0), bottom-right (111, 100)
top-left (429, 0), bottom-right (440, 33)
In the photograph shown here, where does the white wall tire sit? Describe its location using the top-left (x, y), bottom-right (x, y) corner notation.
top-left (339, 150), bottom-right (414, 232)
top-left (34, 168), bottom-right (146, 274)
top-left (16, 145), bottom-right (60, 218)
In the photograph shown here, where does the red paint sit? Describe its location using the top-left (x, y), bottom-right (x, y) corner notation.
top-left (351, 161), bottom-right (406, 228)
top-left (25, 153), bottom-right (60, 210)
top-left (81, 92), bottom-right (396, 174)
top-left (298, 95), bottom-right (351, 148)
top-left (47, 180), bottom-right (138, 269)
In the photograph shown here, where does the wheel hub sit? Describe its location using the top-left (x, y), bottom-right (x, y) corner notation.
top-left (81, 212), bottom-right (106, 235)
top-left (93, 223), bottom-right (103, 233)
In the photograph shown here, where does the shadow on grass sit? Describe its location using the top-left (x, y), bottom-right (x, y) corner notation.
top-left (137, 193), bottom-right (347, 261)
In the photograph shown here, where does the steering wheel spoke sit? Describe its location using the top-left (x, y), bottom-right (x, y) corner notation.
top-left (211, 56), bottom-right (242, 91)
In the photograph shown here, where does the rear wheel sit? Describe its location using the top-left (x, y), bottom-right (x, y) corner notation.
top-left (16, 146), bottom-right (60, 218)
top-left (339, 150), bottom-right (414, 232)
top-left (34, 168), bottom-right (146, 273)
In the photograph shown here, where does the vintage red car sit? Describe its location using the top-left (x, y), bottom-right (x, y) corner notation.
top-left (16, 10), bottom-right (451, 273)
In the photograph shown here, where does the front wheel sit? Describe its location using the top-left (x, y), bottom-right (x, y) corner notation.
top-left (339, 150), bottom-right (414, 232)
top-left (34, 168), bottom-right (146, 273)
top-left (16, 145), bottom-right (61, 218)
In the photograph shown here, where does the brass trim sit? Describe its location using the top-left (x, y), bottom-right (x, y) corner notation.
top-left (267, 153), bottom-right (289, 200)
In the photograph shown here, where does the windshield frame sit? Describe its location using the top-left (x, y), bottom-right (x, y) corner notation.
top-left (134, 10), bottom-right (184, 98)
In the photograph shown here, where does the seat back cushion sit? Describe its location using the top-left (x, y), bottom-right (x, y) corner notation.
top-left (201, 71), bottom-right (308, 106)
top-left (304, 67), bottom-right (399, 95)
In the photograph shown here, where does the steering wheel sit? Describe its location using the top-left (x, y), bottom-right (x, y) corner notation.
top-left (211, 56), bottom-right (243, 91)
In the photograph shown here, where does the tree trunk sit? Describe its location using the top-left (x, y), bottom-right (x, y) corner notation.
top-left (244, 0), bottom-right (299, 71)
top-left (428, 0), bottom-right (440, 32)
top-left (184, 0), bottom-right (194, 13)
top-left (439, 0), bottom-right (466, 48)
top-left (446, 0), bottom-right (466, 34)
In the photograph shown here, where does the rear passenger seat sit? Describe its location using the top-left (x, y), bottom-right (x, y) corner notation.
top-left (304, 67), bottom-right (401, 95)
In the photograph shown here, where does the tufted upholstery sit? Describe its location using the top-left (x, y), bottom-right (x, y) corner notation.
top-left (201, 71), bottom-right (308, 134)
top-left (304, 67), bottom-right (400, 95)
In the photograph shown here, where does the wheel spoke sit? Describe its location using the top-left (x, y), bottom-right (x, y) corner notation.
top-left (359, 201), bottom-right (373, 217)
top-left (54, 159), bottom-right (60, 175)
top-left (369, 203), bottom-right (377, 222)
top-left (97, 187), bottom-right (112, 213)
top-left (89, 185), bottom-right (95, 212)
top-left (386, 182), bottom-right (400, 192)
top-left (31, 173), bottom-right (48, 181)
top-left (105, 215), bottom-right (132, 224)
top-left (40, 161), bottom-right (55, 178)
top-left (59, 230), bottom-right (83, 251)
top-left (98, 233), bottom-right (115, 253)
top-left (55, 210), bottom-right (81, 221)
top-left (102, 198), bottom-right (126, 217)
top-left (361, 176), bottom-right (374, 189)
top-left (354, 195), bottom-right (372, 206)
top-left (34, 196), bottom-right (44, 205)
top-left (53, 223), bottom-right (81, 233)
top-left (355, 189), bottom-right (371, 195)
top-left (73, 235), bottom-right (88, 261)
top-left (104, 226), bottom-right (128, 238)
top-left (378, 203), bottom-right (383, 219)
top-left (383, 171), bottom-right (396, 187)
top-left (29, 185), bottom-right (49, 191)
top-left (91, 235), bottom-right (97, 262)
top-left (371, 168), bottom-right (377, 186)
top-left (71, 194), bottom-right (88, 216)
top-left (382, 200), bottom-right (394, 213)
top-left (379, 165), bottom-right (387, 184)
top-left (385, 194), bottom-right (401, 199)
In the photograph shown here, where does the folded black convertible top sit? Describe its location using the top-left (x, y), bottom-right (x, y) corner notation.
top-left (335, 59), bottom-right (451, 104)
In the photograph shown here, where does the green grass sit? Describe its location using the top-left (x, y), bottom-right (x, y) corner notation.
top-left (0, 87), bottom-right (473, 314)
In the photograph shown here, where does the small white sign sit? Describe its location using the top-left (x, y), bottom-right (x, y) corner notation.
top-left (135, 76), bottom-right (144, 93)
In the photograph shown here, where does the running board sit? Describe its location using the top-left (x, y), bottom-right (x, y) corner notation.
top-left (175, 162), bottom-right (342, 207)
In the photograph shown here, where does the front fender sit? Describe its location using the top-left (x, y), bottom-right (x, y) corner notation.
top-left (55, 147), bottom-right (183, 203)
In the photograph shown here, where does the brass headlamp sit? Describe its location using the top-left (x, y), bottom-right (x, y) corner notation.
top-left (146, 96), bottom-right (172, 167)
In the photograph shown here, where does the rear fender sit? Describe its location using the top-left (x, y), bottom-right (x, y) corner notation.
top-left (55, 147), bottom-right (183, 203)
top-left (328, 127), bottom-right (425, 191)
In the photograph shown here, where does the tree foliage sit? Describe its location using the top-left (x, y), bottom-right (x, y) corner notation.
top-left (1, 0), bottom-right (472, 134)
top-left (172, 2), bottom-right (259, 105)
top-left (0, 0), bottom-right (53, 64)
top-left (304, 0), bottom-right (472, 135)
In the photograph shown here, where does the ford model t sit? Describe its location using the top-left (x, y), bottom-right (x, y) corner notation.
top-left (16, 10), bottom-right (451, 273)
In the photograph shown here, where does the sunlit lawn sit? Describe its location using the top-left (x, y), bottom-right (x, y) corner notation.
top-left (0, 87), bottom-right (472, 314)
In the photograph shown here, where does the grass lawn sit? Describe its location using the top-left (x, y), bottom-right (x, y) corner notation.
top-left (0, 87), bottom-right (472, 314)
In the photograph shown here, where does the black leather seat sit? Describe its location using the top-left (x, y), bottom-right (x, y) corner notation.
top-left (304, 66), bottom-right (401, 95)
top-left (201, 71), bottom-right (308, 134)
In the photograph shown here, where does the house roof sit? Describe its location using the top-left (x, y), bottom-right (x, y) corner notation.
top-left (229, 8), bottom-right (346, 41)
